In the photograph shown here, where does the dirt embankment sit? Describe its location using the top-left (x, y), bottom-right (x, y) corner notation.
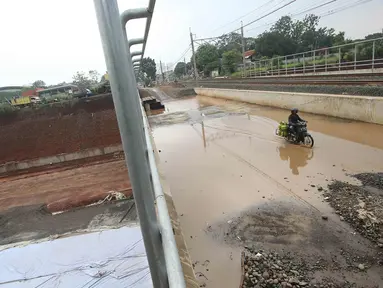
top-left (158, 85), bottom-right (196, 99)
top-left (0, 94), bottom-right (122, 164)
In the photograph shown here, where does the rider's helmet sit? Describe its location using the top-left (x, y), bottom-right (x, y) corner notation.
top-left (291, 108), bottom-right (298, 113)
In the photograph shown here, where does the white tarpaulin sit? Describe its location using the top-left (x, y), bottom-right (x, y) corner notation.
top-left (0, 226), bottom-right (152, 287)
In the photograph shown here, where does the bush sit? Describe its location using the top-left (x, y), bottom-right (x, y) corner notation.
top-left (0, 103), bottom-right (18, 115)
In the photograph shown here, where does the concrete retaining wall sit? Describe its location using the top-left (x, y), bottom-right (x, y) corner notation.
top-left (195, 88), bottom-right (383, 125)
top-left (0, 144), bottom-right (123, 174)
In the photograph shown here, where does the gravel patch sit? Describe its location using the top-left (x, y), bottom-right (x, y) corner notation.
top-left (242, 249), bottom-right (352, 288)
top-left (325, 173), bottom-right (383, 246)
top-left (353, 172), bottom-right (383, 190)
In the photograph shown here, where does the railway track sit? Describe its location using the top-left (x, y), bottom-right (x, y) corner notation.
top-left (194, 78), bottom-right (383, 86)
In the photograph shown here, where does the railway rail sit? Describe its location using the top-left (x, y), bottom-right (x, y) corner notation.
top-left (192, 78), bottom-right (383, 86)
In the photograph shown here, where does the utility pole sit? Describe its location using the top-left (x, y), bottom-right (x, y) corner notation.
top-left (184, 57), bottom-right (187, 76)
top-left (159, 60), bottom-right (165, 83)
top-left (190, 28), bottom-right (199, 85)
top-left (241, 21), bottom-right (246, 78)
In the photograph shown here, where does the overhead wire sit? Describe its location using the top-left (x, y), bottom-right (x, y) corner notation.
top-left (319, 0), bottom-right (373, 18)
top-left (246, 0), bottom-right (339, 32)
top-left (245, 0), bottom-right (370, 33)
top-left (195, 0), bottom-right (296, 42)
top-left (237, 0), bottom-right (297, 31)
top-left (210, 0), bottom-right (276, 33)
top-left (170, 45), bottom-right (191, 68)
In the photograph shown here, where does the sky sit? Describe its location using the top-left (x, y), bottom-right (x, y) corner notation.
top-left (0, 0), bottom-right (382, 86)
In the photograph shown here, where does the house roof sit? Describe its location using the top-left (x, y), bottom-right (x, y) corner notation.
top-left (38, 84), bottom-right (79, 93)
top-left (244, 50), bottom-right (255, 58)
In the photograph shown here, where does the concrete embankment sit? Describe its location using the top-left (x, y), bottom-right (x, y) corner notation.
top-left (195, 88), bottom-right (383, 125)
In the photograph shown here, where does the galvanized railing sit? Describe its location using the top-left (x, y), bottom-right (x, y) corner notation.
top-left (93, 1), bottom-right (186, 287)
top-left (240, 37), bottom-right (383, 77)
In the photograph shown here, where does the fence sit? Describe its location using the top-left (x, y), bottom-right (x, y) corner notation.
top-left (93, 1), bottom-right (186, 287)
top-left (239, 37), bottom-right (383, 77)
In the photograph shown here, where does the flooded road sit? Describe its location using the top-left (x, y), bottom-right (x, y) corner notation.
top-left (150, 93), bottom-right (383, 287)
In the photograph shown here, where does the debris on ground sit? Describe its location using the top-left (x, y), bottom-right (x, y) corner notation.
top-left (91, 191), bottom-right (127, 206)
top-left (353, 172), bottom-right (383, 190)
top-left (241, 249), bottom-right (349, 288)
top-left (326, 173), bottom-right (383, 245)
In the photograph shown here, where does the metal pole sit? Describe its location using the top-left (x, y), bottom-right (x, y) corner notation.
top-left (241, 21), bottom-right (246, 78)
top-left (285, 56), bottom-right (287, 75)
top-left (201, 121), bottom-right (206, 148)
top-left (372, 41), bottom-right (376, 71)
top-left (277, 57), bottom-right (280, 75)
top-left (131, 51), bottom-right (143, 58)
top-left (260, 61), bottom-right (262, 76)
top-left (303, 53), bottom-right (305, 74)
top-left (354, 44), bottom-right (357, 70)
top-left (313, 51), bottom-right (316, 73)
top-left (339, 47), bottom-right (341, 71)
top-left (184, 57), bottom-right (187, 76)
top-left (325, 49), bottom-right (328, 72)
top-left (293, 55), bottom-right (296, 74)
top-left (190, 28), bottom-right (198, 85)
top-left (93, 1), bottom-right (167, 287)
top-left (160, 60), bottom-right (165, 83)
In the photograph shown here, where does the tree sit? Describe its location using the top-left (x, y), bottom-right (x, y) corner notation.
top-left (141, 57), bottom-right (157, 81)
top-left (195, 44), bottom-right (219, 76)
top-left (222, 50), bottom-right (241, 74)
top-left (174, 62), bottom-right (186, 78)
top-left (32, 80), bottom-right (46, 88)
top-left (216, 32), bottom-right (242, 55)
top-left (72, 71), bottom-right (99, 90)
top-left (88, 70), bottom-right (101, 83)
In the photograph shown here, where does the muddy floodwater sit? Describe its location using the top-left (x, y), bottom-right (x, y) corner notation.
top-left (150, 92), bottom-right (383, 288)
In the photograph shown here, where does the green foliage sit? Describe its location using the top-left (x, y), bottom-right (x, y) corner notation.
top-left (222, 50), bottom-right (242, 74)
top-left (32, 80), bottom-right (46, 88)
top-left (255, 14), bottom-right (346, 58)
top-left (142, 57), bottom-right (157, 81)
top-left (174, 62), bottom-right (187, 78)
top-left (72, 71), bottom-right (100, 90)
top-left (41, 93), bottom-right (74, 104)
top-left (0, 102), bottom-right (17, 114)
top-left (195, 44), bottom-right (220, 76)
top-left (188, 14), bottom-right (363, 77)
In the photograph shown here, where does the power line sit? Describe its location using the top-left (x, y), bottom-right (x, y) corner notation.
top-left (195, 0), bottom-right (296, 42)
top-left (171, 45), bottom-right (191, 68)
top-left (245, 0), bottom-right (337, 32)
top-left (210, 0), bottom-right (276, 33)
top-left (245, 0), bottom-right (368, 33)
top-left (238, 0), bottom-right (297, 31)
top-left (293, 0), bottom-right (337, 17)
top-left (320, 0), bottom-right (373, 18)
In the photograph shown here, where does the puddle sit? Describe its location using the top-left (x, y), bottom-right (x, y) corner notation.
top-left (150, 93), bottom-right (383, 287)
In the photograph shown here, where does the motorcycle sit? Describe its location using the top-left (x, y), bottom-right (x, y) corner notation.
top-left (276, 121), bottom-right (314, 148)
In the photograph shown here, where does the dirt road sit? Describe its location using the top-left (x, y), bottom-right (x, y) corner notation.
top-left (0, 158), bottom-right (131, 213)
top-left (150, 89), bottom-right (383, 287)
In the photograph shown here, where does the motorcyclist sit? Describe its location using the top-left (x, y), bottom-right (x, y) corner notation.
top-left (288, 108), bottom-right (305, 135)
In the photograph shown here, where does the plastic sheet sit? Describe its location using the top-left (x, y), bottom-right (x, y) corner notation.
top-left (0, 226), bottom-right (152, 287)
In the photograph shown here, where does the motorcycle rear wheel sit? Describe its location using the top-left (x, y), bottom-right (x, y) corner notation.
top-left (303, 135), bottom-right (314, 148)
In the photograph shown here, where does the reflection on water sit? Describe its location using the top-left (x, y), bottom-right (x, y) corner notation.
top-left (197, 96), bottom-right (383, 150)
top-left (278, 144), bottom-right (314, 175)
